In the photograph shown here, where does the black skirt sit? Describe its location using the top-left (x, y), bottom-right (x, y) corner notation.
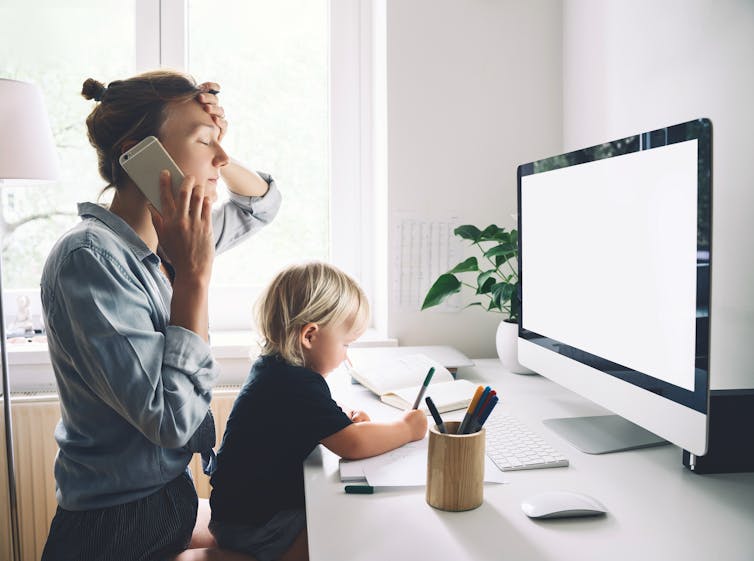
top-left (40, 471), bottom-right (198, 561)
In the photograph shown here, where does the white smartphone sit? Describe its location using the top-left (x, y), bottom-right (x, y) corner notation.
top-left (119, 135), bottom-right (183, 214)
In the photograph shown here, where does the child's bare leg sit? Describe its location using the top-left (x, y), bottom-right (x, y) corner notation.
top-left (277, 528), bottom-right (309, 561)
top-left (173, 548), bottom-right (257, 561)
top-left (190, 498), bottom-right (217, 548)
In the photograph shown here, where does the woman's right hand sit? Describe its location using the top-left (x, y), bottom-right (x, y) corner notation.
top-left (150, 170), bottom-right (215, 286)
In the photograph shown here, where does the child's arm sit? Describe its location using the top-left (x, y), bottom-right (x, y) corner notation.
top-left (320, 409), bottom-right (428, 460)
top-left (337, 402), bottom-right (371, 423)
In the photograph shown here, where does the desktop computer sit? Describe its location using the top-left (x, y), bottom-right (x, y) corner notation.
top-left (516, 118), bottom-right (754, 474)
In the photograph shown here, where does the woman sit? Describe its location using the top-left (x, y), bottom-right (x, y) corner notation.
top-left (39, 70), bottom-right (280, 560)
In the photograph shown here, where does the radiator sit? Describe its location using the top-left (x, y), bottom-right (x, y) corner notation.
top-left (0, 388), bottom-right (240, 561)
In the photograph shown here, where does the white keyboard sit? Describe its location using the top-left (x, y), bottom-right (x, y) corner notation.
top-left (484, 411), bottom-right (569, 471)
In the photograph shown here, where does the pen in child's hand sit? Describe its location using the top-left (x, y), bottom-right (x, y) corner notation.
top-left (411, 366), bottom-right (435, 410)
top-left (425, 396), bottom-right (447, 433)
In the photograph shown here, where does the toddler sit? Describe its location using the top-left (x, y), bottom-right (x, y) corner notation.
top-left (209, 261), bottom-right (427, 561)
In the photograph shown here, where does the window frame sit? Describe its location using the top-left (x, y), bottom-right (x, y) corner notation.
top-left (137, 0), bottom-right (381, 332)
top-left (5, 0), bottom-right (387, 380)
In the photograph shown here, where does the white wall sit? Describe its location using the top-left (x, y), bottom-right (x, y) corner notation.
top-left (563, 0), bottom-right (754, 390)
top-left (385, 0), bottom-right (563, 358)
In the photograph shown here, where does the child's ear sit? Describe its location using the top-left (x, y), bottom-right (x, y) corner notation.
top-left (300, 322), bottom-right (319, 350)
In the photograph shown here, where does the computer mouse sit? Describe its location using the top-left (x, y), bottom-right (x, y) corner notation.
top-left (521, 490), bottom-right (607, 519)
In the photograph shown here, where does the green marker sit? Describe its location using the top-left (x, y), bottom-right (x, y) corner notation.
top-left (345, 485), bottom-right (374, 494)
top-left (412, 366), bottom-right (436, 409)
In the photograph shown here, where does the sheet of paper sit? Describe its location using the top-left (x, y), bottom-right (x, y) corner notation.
top-left (340, 440), bottom-right (427, 482)
top-left (339, 438), bottom-right (508, 486)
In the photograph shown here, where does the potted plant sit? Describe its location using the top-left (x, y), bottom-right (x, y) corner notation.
top-left (421, 224), bottom-right (534, 374)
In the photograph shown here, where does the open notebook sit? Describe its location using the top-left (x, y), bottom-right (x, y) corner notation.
top-left (346, 353), bottom-right (477, 413)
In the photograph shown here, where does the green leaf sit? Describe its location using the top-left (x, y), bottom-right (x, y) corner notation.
top-left (479, 224), bottom-right (506, 242)
top-left (421, 223), bottom-right (520, 319)
top-left (476, 275), bottom-right (496, 295)
top-left (496, 253), bottom-right (516, 269)
top-left (491, 282), bottom-right (515, 304)
top-left (448, 256), bottom-right (479, 273)
top-left (484, 243), bottom-right (516, 259)
top-left (479, 224), bottom-right (498, 237)
top-left (476, 269), bottom-right (497, 287)
top-left (501, 283), bottom-right (516, 301)
top-left (454, 225), bottom-right (482, 242)
top-left (421, 274), bottom-right (462, 309)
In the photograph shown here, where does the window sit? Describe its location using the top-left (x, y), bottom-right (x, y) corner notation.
top-left (0, 0), bottom-right (135, 289)
top-left (0, 0), bottom-right (379, 334)
top-left (188, 0), bottom-right (330, 328)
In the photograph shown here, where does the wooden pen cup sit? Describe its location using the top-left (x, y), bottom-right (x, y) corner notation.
top-left (426, 421), bottom-right (485, 511)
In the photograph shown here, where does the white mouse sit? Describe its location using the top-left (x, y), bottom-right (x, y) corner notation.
top-left (521, 490), bottom-right (607, 519)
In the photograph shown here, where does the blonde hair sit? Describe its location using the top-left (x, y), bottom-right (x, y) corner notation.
top-left (256, 261), bottom-right (370, 366)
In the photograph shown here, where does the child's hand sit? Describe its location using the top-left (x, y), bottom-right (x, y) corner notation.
top-left (402, 409), bottom-right (428, 441)
top-left (349, 410), bottom-right (370, 423)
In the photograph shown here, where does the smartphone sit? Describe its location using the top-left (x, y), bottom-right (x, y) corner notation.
top-left (119, 135), bottom-right (183, 214)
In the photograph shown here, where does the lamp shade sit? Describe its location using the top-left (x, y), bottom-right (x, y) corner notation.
top-left (0, 78), bottom-right (59, 183)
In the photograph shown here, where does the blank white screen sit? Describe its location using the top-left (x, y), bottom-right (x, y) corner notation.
top-left (521, 140), bottom-right (698, 391)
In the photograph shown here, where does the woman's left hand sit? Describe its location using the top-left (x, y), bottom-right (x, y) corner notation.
top-left (197, 82), bottom-right (227, 142)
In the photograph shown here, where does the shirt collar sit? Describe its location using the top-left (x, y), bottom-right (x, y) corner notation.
top-left (77, 202), bottom-right (155, 262)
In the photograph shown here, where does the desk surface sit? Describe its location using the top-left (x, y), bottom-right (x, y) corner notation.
top-left (304, 359), bottom-right (754, 561)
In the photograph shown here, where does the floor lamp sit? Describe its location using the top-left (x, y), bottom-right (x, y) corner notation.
top-left (0, 78), bottom-right (59, 561)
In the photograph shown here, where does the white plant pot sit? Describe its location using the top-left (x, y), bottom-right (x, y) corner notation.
top-left (496, 319), bottom-right (535, 375)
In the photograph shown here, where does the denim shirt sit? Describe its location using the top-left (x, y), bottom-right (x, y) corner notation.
top-left (40, 176), bottom-right (281, 510)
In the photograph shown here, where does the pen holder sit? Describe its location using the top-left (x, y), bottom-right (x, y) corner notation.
top-left (426, 421), bottom-right (485, 511)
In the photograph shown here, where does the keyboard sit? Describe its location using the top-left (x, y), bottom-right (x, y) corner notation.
top-left (484, 410), bottom-right (569, 471)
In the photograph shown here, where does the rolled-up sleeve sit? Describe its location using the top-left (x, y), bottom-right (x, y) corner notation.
top-left (48, 245), bottom-right (218, 449)
top-left (212, 173), bottom-right (282, 254)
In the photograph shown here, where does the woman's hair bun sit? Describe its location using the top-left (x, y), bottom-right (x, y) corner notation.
top-left (81, 78), bottom-right (107, 102)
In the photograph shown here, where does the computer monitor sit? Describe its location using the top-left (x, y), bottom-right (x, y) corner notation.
top-left (517, 118), bottom-right (711, 457)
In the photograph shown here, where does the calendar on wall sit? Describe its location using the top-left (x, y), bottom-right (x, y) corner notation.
top-left (392, 214), bottom-right (463, 311)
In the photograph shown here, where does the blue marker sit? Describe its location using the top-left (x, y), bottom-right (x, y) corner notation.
top-left (459, 386), bottom-right (490, 434)
top-left (473, 395), bottom-right (499, 432)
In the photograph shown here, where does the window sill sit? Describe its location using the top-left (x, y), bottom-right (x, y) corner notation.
top-left (5, 328), bottom-right (397, 393)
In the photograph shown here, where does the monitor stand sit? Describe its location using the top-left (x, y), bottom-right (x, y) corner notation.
top-left (543, 415), bottom-right (669, 454)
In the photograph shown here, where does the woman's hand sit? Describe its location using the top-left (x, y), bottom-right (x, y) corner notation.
top-left (196, 81), bottom-right (270, 198)
top-left (150, 170), bottom-right (215, 286)
top-left (151, 170), bottom-right (215, 341)
top-left (197, 82), bottom-right (227, 141)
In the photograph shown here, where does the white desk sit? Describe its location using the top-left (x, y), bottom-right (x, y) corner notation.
top-left (304, 359), bottom-right (754, 561)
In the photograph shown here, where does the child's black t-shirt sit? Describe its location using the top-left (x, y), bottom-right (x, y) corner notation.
top-left (209, 354), bottom-right (352, 526)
